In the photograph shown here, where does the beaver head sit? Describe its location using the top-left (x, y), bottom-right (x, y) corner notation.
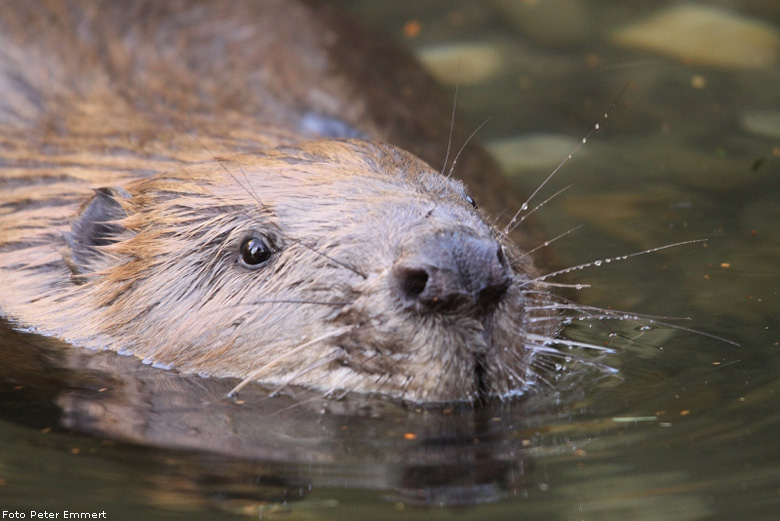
top-left (11, 140), bottom-right (555, 403)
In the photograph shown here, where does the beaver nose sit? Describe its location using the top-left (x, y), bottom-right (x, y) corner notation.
top-left (393, 229), bottom-right (510, 313)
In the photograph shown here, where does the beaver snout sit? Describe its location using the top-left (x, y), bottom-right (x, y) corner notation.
top-left (392, 228), bottom-right (510, 314)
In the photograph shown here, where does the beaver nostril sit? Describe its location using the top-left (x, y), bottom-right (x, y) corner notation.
top-left (496, 245), bottom-right (507, 268)
top-left (479, 245), bottom-right (510, 308)
top-left (478, 276), bottom-right (509, 309)
top-left (397, 267), bottom-right (430, 302)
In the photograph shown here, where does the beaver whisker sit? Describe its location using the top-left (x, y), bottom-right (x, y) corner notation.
top-left (293, 239), bottom-right (367, 279)
top-left (311, 369), bottom-right (364, 401)
top-left (227, 326), bottom-right (351, 397)
top-left (268, 346), bottom-right (343, 396)
top-left (526, 312), bottom-right (642, 327)
top-left (371, 369), bottom-right (398, 392)
top-left (522, 239), bottom-right (709, 287)
top-left (534, 281), bottom-right (593, 290)
top-left (332, 388), bottom-right (353, 401)
top-left (526, 225), bottom-right (583, 256)
top-left (510, 85), bottom-right (630, 227)
top-left (593, 314), bottom-right (739, 346)
top-left (486, 356), bottom-right (528, 398)
top-left (259, 390), bottom-right (344, 418)
top-left (175, 181), bottom-right (275, 240)
top-left (523, 361), bottom-right (555, 389)
top-left (504, 84), bottom-right (629, 244)
top-left (525, 289), bottom-right (704, 324)
top-left (397, 372), bottom-right (422, 401)
top-left (526, 333), bottom-right (618, 354)
top-left (531, 354), bottom-right (619, 388)
top-left (445, 118), bottom-right (491, 180)
top-left (196, 137), bottom-right (269, 213)
top-left (244, 299), bottom-right (351, 307)
top-left (525, 294), bottom-right (740, 352)
top-left (526, 299), bottom-right (685, 323)
top-left (439, 81), bottom-right (459, 178)
top-left (522, 338), bottom-right (619, 379)
top-left (525, 297), bottom-right (694, 337)
top-left (504, 185), bottom-right (575, 238)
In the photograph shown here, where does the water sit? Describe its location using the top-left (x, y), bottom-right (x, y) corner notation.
top-left (2, 1), bottom-right (779, 520)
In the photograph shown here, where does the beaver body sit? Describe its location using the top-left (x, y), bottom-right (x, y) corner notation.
top-left (0, 0), bottom-right (556, 403)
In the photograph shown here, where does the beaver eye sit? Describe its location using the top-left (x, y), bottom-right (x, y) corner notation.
top-left (239, 236), bottom-right (274, 268)
top-left (465, 194), bottom-right (477, 208)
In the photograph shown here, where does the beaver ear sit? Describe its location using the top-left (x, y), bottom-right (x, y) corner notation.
top-left (61, 186), bottom-right (134, 277)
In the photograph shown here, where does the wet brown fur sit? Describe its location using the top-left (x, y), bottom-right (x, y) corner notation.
top-left (0, 0), bottom-right (556, 403)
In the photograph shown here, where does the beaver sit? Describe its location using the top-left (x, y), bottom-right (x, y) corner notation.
top-left (0, 0), bottom-right (559, 403)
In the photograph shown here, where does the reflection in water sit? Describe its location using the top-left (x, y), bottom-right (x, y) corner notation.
top-left (0, 320), bottom-right (534, 512)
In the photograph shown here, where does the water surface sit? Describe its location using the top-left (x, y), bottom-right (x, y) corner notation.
top-left (2, 1), bottom-right (779, 520)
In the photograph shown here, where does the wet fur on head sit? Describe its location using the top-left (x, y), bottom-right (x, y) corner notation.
top-left (0, 139), bottom-right (557, 403)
